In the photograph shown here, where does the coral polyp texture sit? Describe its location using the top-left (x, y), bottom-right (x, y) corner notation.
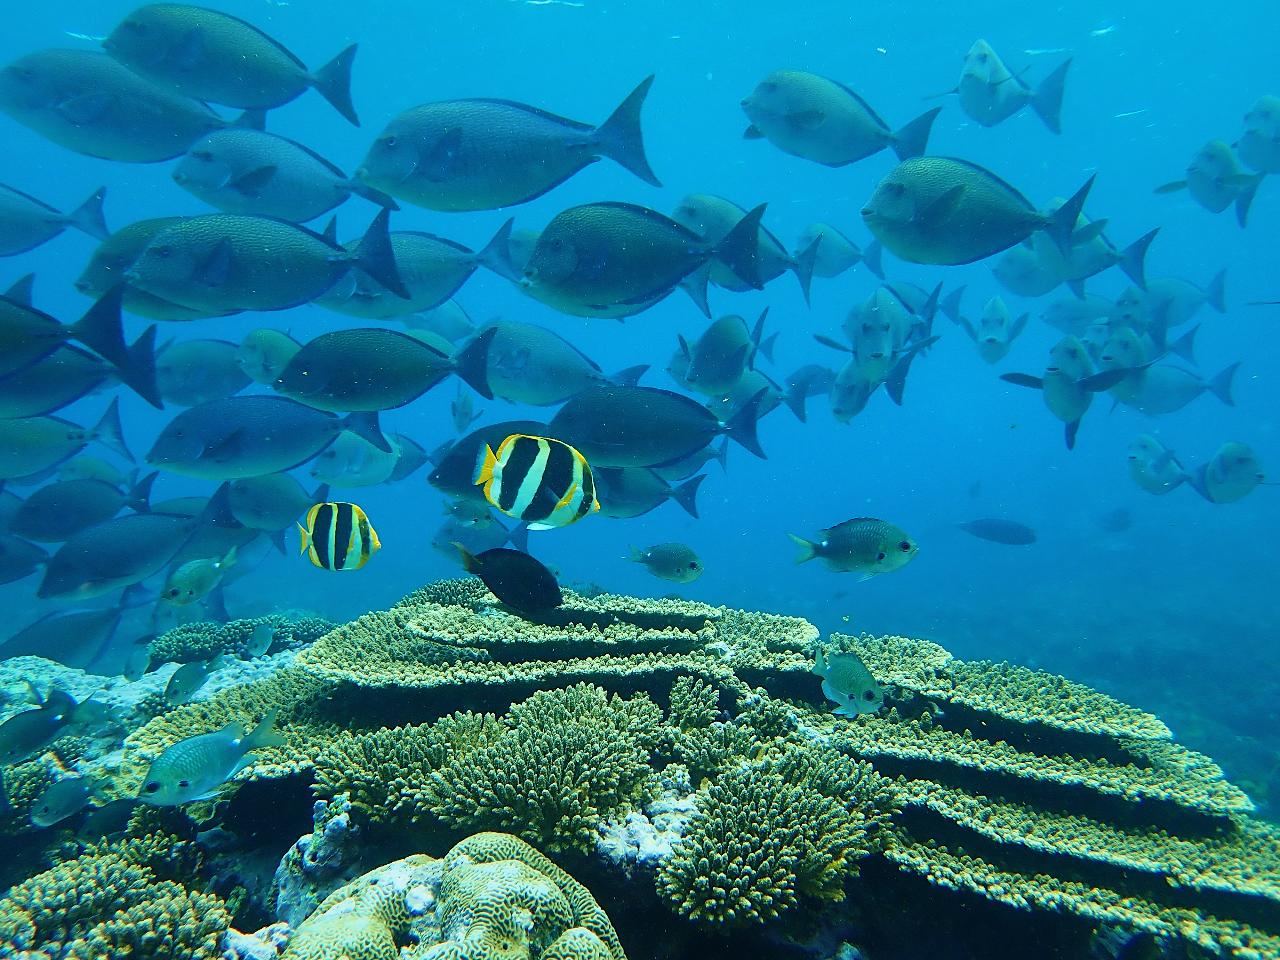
top-left (281, 832), bottom-right (626, 960)
top-left (42, 582), bottom-right (1280, 960)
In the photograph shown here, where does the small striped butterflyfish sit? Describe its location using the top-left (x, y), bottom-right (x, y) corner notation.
top-left (474, 434), bottom-right (600, 531)
top-left (297, 502), bottom-right (381, 571)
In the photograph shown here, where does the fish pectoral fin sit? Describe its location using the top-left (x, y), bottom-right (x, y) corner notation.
top-left (820, 677), bottom-right (845, 703)
top-left (786, 109), bottom-right (826, 131)
top-left (914, 185), bottom-right (966, 225)
top-left (55, 92), bottom-right (113, 126)
top-left (1154, 180), bottom-right (1188, 194)
top-left (421, 128), bottom-right (464, 183)
top-left (229, 165), bottom-right (279, 197)
top-left (743, 124), bottom-right (765, 139)
top-left (194, 238), bottom-right (235, 289)
top-left (999, 372), bottom-right (1044, 389)
top-left (201, 427), bottom-right (246, 464)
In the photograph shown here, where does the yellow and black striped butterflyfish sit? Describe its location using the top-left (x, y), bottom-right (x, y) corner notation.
top-left (474, 434), bottom-right (600, 530)
top-left (297, 501), bottom-right (381, 571)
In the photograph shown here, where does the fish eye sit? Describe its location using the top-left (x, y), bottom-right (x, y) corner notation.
top-left (382, 135), bottom-right (398, 148)
top-left (863, 690), bottom-right (877, 701)
top-left (151, 245), bottom-right (172, 260)
top-left (760, 81), bottom-right (777, 93)
top-left (178, 779), bottom-right (190, 789)
top-left (689, 561), bottom-right (699, 569)
top-left (898, 541), bottom-right (912, 552)
top-left (144, 781), bottom-right (160, 793)
top-left (876, 551), bottom-right (887, 561)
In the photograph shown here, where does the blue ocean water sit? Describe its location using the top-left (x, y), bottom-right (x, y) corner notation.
top-left (0, 0), bottom-right (1276, 819)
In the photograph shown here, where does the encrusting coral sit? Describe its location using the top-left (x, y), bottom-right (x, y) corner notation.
top-left (281, 832), bottom-right (626, 960)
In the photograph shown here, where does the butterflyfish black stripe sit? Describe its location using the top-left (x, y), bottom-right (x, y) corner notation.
top-left (333, 502), bottom-right (354, 570)
top-left (356, 514), bottom-right (372, 568)
top-left (313, 503), bottom-right (335, 570)
top-left (499, 437), bottom-right (541, 514)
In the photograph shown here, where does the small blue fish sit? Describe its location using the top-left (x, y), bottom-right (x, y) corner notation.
top-left (813, 649), bottom-right (885, 717)
top-left (138, 713), bottom-right (284, 806)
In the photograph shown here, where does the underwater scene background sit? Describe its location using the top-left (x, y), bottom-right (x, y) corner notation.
top-left (0, 0), bottom-right (1278, 958)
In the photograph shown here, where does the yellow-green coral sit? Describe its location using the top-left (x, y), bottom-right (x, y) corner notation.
top-left (667, 676), bottom-right (719, 730)
top-left (656, 742), bottom-right (898, 925)
top-left (282, 832), bottom-right (625, 960)
top-left (150, 613), bottom-right (334, 664)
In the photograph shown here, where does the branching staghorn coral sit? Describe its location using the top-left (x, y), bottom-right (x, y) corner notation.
top-left (149, 613), bottom-right (334, 665)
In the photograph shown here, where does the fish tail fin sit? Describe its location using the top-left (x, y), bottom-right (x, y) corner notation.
top-left (267, 529), bottom-right (286, 555)
top-left (713, 203), bottom-right (766, 290)
top-left (939, 284), bottom-right (966, 324)
top-left (1046, 174), bottom-right (1095, 254)
top-left (749, 307), bottom-right (771, 368)
top-left (757, 332), bottom-right (779, 367)
top-left (1167, 324), bottom-right (1199, 365)
top-left (296, 522), bottom-right (310, 555)
top-left (1030, 58), bottom-right (1071, 133)
top-left (790, 233), bottom-right (820, 304)
top-left (788, 533), bottom-right (818, 564)
top-left (311, 43), bottom-right (360, 126)
top-left (243, 710), bottom-right (285, 751)
top-left (126, 471), bottom-right (157, 514)
top-left (4, 272), bottom-right (33, 305)
top-left (1117, 228), bottom-right (1159, 289)
top-left (626, 545), bottom-right (645, 564)
top-left (353, 209), bottom-right (409, 299)
top-left (506, 521), bottom-right (529, 553)
top-left (1209, 362), bottom-right (1240, 407)
top-left (66, 186), bottom-right (109, 241)
top-left (474, 217), bottom-right (518, 281)
top-left (198, 482), bottom-right (237, 528)
top-left (339, 411), bottom-right (391, 453)
top-left (592, 75), bottom-right (661, 187)
top-left (89, 397), bottom-right (133, 464)
top-left (221, 545), bottom-right (238, 568)
top-left (607, 364), bottom-right (649, 387)
top-left (886, 336), bottom-right (938, 406)
top-left (1206, 268), bottom-right (1227, 313)
top-left (451, 541), bottom-right (479, 572)
top-left (711, 436), bottom-right (729, 471)
top-left (723, 389), bottom-right (768, 459)
top-left (71, 286), bottom-right (163, 409)
top-left (311, 482), bottom-right (331, 504)
top-left (862, 238), bottom-right (885, 279)
top-left (782, 385), bottom-right (808, 422)
top-left (670, 474), bottom-right (705, 519)
top-left (1065, 419), bottom-right (1081, 450)
top-left (475, 445), bottom-right (498, 486)
top-left (347, 178), bottom-right (398, 210)
top-left (679, 263), bottom-right (711, 317)
top-left (1234, 174), bottom-right (1263, 228)
top-left (890, 106), bottom-right (941, 161)
top-left (453, 327), bottom-right (496, 401)
top-left (231, 108), bottom-right (267, 131)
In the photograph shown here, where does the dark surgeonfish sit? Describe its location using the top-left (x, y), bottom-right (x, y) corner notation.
top-left (741, 70), bottom-right (939, 167)
top-left (38, 484), bottom-right (235, 600)
top-left (0, 399), bottom-right (132, 481)
top-left (0, 535), bottom-right (48, 586)
top-left (480, 320), bottom-right (647, 406)
top-left (672, 310), bottom-right (771, 397)
top-left (1188, 442), bottom-right (1271, 505)
top-left (298, 501), bottom-right (381, 571)
top-left (0, 49), bottom-right (252, 163)
top-left (0, 603), bottom-right (131, 669)
top-left (357, 76), bottom-right (660, 211)
top-left (957, 518), bottom-right (1038, 545)
top-left (147, 395), bottom-right (388, 479)
top-left (454, 545), bottom-right (562, 615)
top-left (862, 158), bottom-right (1096, 265)
top-left (0, 685), bottom-right (78, 767)
top-left (274, 326), bottom-right (494, 411)
top-left (156, 339), bottom-right (251, 406)
top-left (104, 4), bottom-right (359, 124)
top-left (1155, 140), bottom-right (1262, 228)
top-left (427, 420), bottom-right (549, 504)
top-left (0, 283), bottom-right (160, 407)
top-left (0, 183), bottom-right (108, 256)
top-left (236, 328), bottom-right (301, 383)
top-left (475, 435), bottom-right (600, 530)
top-left (514, 201), bottom-right (766, 319)
top-left (594, 467), bottom-right (704, 520)
top-left (0, 346), bottom-right (113, 419)
top-left (125, 209), bottom-right (408, 314)
top-left (549, 385), bottom-right (766, 468)
top-left (172, 129), bottom-right (395, 222)
top-left (76, 217), bottom-right (236, 322)
top-left (1239, 95), bottom-right (1280, 174)
top-left (229, 474), bottom-right (325, 534)
top-left (9, 474), bottom-right (152, 542)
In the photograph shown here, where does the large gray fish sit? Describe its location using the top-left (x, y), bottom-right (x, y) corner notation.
top-left (309, 431), bottom-right (399, 487)
top-left (481, 320), bottom-right (646, 406)
top-left (104, 4), bottom-right (358, 124)
top-left (147, 395), bottom-right (387, 479)
top-left (0, 605), bottom-right (127, 669)
top-left (0, 284), bottom-right (159, 406)
top-left (954, 40), bottom-right (1071, 133)
top-left (549, 384), bottom-right (765, 468)
top-left (594, 467), bottom-right (704, 520)
top-left (0, 535), bottom-right (48, 585)
top-left (1099, 329), bottom-right (1238, 416)
top-left (229, 474), bottom-right (323, 533)
top-left (1188, 442), bottom-right (1270, 504)
top-left (427, 420), bottom-right (548, 503)
top-left (126, 210), bottom-right (407, 314)
top-left (274, 327), bottom-right (493, 412)
top-left (517, 202), bottom-right (765, 319)
top-left (0, 346), bottom-right (113, 419)
top-left (0, 686), bottom-right (78, 766)
top-left (76, 217), bottom-right (234, 322)
top-left (795, 223), bottom-right (883, 280)
top-left (0, 399), bottom-right (131, 481)
top-left (8, 475), bottom-right (148, 542)
top-left (0, 184), bottom-right (107, 256)
top-left (357, 77), bottom-right (659, 211)
top-left (173, 129), bottom-right (394, 222)
top-left (1135, 272), bottom-right (1227, 336)
top-left (236, 328), bottom-right (300, 384)
top-left (315, 226), bottom-right (507, 319)
top-left (37, 485), bottom-right (232, 600)
top-left (137, 712), bottom-right (284, 806)
top-left (862, 158), bottom-right (1094, 265)
top-left (672, 194), bottom-right (818, 301)
top-left (1155, 140), bottom-right (1262, 228)
top-left (1127, 435), bottom-right (1188, 496)
top-left (947, 292), bottom-right (1029, 365)
top-left (673, 310), bottom-right (771, 397)
top-left (1239, 95), bottom-right (1280, 174)
top-left (157, 338), bottom-right (250, 406)
top-left (0, 49), bottom-right (243, 162)
top-left (1001, 335), bottom-right (1129, 449)
top-left (741, 70), bottom-right (939, 166)
top-left (957, 518), bottom-right (1037, 545)
top-left (780, 364), bottom-right (838, 423)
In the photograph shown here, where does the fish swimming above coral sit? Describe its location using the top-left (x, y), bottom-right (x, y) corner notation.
top-left (790, 518), bottom-right (918, 578)
top-left (298, 501), bottom-right (381, 571)
top-left (475, 434), bottom-right (601, 530)
top-left (137, 711), bottom-right (284, 806)
top-left (628, 542), bottom-right (704, 583)
top-left (813, 647), bottom-right (885, 716)
top-left (454, 544), bottom-right (563, 614)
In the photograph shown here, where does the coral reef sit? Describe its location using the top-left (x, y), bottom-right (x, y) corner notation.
top-left (281, 832), bottom-right (625, 960)
top-left (149, 614), bottom-right (334, 666)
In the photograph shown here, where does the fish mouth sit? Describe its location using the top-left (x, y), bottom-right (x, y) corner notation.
top-left (1045, 365), bottom-right (1061, 373)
